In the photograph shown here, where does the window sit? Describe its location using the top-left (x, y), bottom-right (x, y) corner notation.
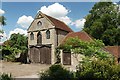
top-left (46, 30), bottom-right (50, 39)
top-left (37, 31), bottom-right (42, 44)
top-left (37, 21), bottom-right (42, 26)
top-left (30, 32), bottom-right (34, 40)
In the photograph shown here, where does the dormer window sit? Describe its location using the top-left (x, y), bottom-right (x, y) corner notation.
top-left (37, 21), bottom-right (42, 26)
top-left (46, 30), bottom-right (50, 39)
top-left (30, 32), bottom-right (34, 40)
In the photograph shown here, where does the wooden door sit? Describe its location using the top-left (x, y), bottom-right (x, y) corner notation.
top-left (40, 46), bottom-right (51, 64)
top-left (63, 52), bottom-right (71, 65)
top-left (30, 47), bottom-right (40, 63)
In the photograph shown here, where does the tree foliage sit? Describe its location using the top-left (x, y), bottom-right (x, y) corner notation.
top-left (58, 37), bottom-right (114, 61)
top-left (0, 73), bottom-right (13, 80)
top-left (4, 33), bottom-right (28, 52)
top-left (0, 16), bottom-right (6, 26)
top-left (2, 33), bottom-right (28, 62)
top-left (40, 65), bottom-right (74, 80)
top-left (84, 2), bottom-right (120, 45)
top-left (76, 59), bottom-right (120, 80)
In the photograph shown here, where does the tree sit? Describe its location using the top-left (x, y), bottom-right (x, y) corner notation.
top-left (2, 33), bottom-right (28, 62)
top-left (0, 16), bottom-right (6, 33)
top-left (0, 16), bottom-right (6, 26)
top-left (8, 33), bottom-right (28, 51)
top-left (59, 37), bottom-right (114, 61)
top-left (84, 2), bottom-right (120, 46)
top-left (76, 59), bottom-right (120, 80)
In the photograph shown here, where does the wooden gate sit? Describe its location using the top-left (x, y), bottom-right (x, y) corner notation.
top-left (29, 45), bottom-right (51, 64)
top-left (63, 52), bottom-right (71, 65)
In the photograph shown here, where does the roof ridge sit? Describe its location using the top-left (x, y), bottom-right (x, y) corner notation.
top-left (44, 14), bottom-right (73, 32)
top-left (81, 31), bottom-right (93, 41)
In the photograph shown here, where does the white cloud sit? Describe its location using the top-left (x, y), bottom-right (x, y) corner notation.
top-left (0, 9), bottom-right (5, 15)
top-left (17, 15), bottom-right (34, 28)
top-left (113, 2), bottom-right (117, 5)
top-left (58, 16), bottom-right (72, 25)
top-left (9, 28), bottom-right (27, 37)
top-left (71, 19), bottom-right (86, 29)
top-left (39, 3), bottom-right (72, 25)
top-left (40, 3), bottom-right (69, 18)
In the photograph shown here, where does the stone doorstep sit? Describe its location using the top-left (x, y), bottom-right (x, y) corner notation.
top-left (14, 74), bottom-right (39, 80)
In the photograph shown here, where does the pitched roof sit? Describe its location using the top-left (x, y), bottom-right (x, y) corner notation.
top-left (104, 46), bottom-right (120, 58)
top-left (61, 31), bottom-right (93, 44)
top-left (45, 15), bottom-right (73, 32)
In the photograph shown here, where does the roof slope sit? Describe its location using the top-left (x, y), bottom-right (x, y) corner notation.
top-left (61, 31), bottom-right (93, 44)
top-left (45, 15), bottom-right (73, 32)
top-left (27, 12), bottom-right (73, 32)
top-left (104, 46), bottom-right (120, 58)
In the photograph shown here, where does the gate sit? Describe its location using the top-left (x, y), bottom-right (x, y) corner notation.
top-left (29, 45), bottom-right (51, 64)
top-left (63, 52), bottom-right (71, 65)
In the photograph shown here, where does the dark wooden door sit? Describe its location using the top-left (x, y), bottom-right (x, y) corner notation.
top-left (40, 46), bottom-right (51, 64)
top-left (34, 48), bottom-right (40, 63)
top-left (30, 47), bottom-right (34, 62)
top-left (30, 47), bottom-right (40, 63)
top-left (63, 52), bottom-right (71, 65)
top-left (45, 47), bottom-right (51, 64)
top-left (40, 47), bottom-right (45, 64)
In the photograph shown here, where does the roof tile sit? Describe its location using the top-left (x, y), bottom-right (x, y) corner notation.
top-left (46, 15), bottom-right (73, 32)
top-left (61, 31), bottom-right (93, 44)
top-left (104, 46), bottom-right (120, 58)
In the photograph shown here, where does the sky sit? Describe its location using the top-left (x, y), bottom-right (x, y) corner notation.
top-left (0, 2), bottom-right (97, 41)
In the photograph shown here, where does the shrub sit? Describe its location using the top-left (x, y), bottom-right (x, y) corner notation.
top-left (0, 73), bottom-right (13, 80)
top-left (40, 64), bottom-right (74, 80)
top-left (76, 59), bottom-right (120, 80)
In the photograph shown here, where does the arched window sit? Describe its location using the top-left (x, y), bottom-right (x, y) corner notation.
top-left (37, 31), bottom-right (42, 44)
top-left (37, 21), bottom-right (42, 26)
top-left (46, 30), bottom-right (50, 39)
top-left (30, 32), bottom-right (34, 40)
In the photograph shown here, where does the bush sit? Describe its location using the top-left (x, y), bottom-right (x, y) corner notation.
top-left (76, 59), bottom-right (120, 80)
top-left (40, 64), bottom-right (74, 80)
top-left (0, 73), bottom-right (13, 80)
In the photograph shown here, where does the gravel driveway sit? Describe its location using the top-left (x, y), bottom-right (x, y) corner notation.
top-left (0, 60), bottom-right (50, 78)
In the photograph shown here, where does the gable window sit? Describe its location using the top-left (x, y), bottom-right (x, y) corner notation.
top-left (37, 21), bottom-right (42, 26)
top-left (37, 31), bottom-right (42, 44)
top-left (46, 30), bottom-right (50, 39)
top-left (30, 32), bottom-right (34, 40)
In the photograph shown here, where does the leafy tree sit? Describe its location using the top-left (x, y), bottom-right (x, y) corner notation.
top-left (76, 59), bottom-right (120, 80)
top-left (0, 16), bottom-right (6, 33)
top-left (2, 45), bottom-right (21, 61)
top-left (2, 33), bottom-right (28, 62)
top-left (6, 33), bottom-right (28, 52)
top-left (0, 30), bottom-right (4, 34)
top-left (59, 37), bottom-right (114, 61)
top-left (0, 16), bottom-right (6, 26)
top-left (84, 2), bottom-right (120, 45)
